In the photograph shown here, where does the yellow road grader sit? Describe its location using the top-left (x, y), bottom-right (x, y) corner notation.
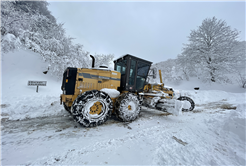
top-left (60, 54), bottom-right (195, 127)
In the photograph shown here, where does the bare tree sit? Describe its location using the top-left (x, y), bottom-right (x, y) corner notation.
top-left (182, 17), bottom-right (241, 82)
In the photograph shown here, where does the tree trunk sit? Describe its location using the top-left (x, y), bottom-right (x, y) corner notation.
top-left (210, 71), bottom-right (215, 82)
top-left (211, 76), bottom-right (215, 82)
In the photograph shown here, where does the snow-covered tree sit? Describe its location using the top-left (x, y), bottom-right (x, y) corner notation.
top-left (94, 54), bottom-right (114, 68)
top-left (1, 33), bottom-right (21, 53)
top-left (12, 1), bottom-right (56, 22)
top-left (1, 1), bottom-right (50, 38)
top-left (1, 1), bottom-right (31, 52)
top-left (152, 59), bottom-right (182, 83)
top-left (176, 54), bottom-right (198, 81)
top-left (182, 17), bottom-right (241, 82)
top-left (231, 41), bottom-right (246, 88)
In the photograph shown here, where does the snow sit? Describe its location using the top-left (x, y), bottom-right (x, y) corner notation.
top-left (101, 88), bottom-right (120, 98)
top-left (1, 49), bottom-right (246, 165)
top-left (221, 103), bottom-right (246, 141)
top-left (167, 77), bottom-right (245, 93)
top-left (173, 100), bottom-right (183, 116)
top-left (2, 33), bottom-right (16, 42)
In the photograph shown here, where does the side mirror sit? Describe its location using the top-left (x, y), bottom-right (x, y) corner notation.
top-left (152, 68), bottom-right (157, 79)
top-left (148, 67), bottom-right (157, 79)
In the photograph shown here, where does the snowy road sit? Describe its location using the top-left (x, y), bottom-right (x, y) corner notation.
top-left (1, 100), bottom-right (245, 165)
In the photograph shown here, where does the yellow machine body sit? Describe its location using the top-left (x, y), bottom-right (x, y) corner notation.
top-left (141, 69), bottom-right (174, 99)
top-left (60, 54), bottom-right (195, 127)
top-left (61, 68), bottom-right (121, 108)
top-left (143, 83), bottom-right (174, 99)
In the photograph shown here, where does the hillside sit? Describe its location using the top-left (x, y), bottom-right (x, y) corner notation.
top-left (2, 49), bottom-right (61, 97)
top-left (1, 49), bottom-right (62, 120)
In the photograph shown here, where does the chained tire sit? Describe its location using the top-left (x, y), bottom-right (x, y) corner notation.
top-left (115, 93), bottom-right (141, 122)
top-left (177, 96), bottom-right (195, 111)
top-left (71, 90), bottom-right (113, 127)
top-left (63, 103), bottom-right (71, 114)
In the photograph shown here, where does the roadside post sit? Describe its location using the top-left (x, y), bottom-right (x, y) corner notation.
top-left (28, 81), bottom-right (47, 93)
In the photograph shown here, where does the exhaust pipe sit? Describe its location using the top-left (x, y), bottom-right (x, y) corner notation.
top-left (90, 55), bottom-right (95, 68)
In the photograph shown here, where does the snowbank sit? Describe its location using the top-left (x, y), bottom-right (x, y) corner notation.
top-left (1, 49), bottom-right (62, 120)
top-left (222, 103), bottom-right (246, 141)
top-left (165, 77), bottom-right (245, 93)
top-left (175, 90), bottom-right (245, 105)
top-left (153, 103), bottom-right (246, 165)
top-left (204, 103), bottom-right (245, 142)
top-left (1, 95), bottom-right (63, 120)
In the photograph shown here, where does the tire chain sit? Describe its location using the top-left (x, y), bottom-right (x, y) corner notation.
top-left (71, 90), bottom-right (112, 127)
top-left (115, 93), bottom-right (141, 122)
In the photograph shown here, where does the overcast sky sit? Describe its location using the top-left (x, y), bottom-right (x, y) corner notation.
top-left (47, 1), bottom-right (245, 64)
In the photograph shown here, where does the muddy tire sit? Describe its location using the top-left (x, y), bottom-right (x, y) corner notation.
top-left (63, 103), bottom-right (71, 114)
top-left (71, 90), bottom-right (112, 127)
top-left (115, 93), bottom-right (141, 122)
top-left (177, 96), bottom-right (195, 111)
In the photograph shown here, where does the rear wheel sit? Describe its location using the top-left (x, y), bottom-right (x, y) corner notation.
top-left (177, 96), bottom-right (195, 111)
top-left (71, 90), bottom-right (112, 127)
top-left (115, 93), bottom-right (141, 122)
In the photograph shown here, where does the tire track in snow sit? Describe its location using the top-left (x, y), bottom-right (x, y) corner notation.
top-left (30, 122), bottom-right (179, 165)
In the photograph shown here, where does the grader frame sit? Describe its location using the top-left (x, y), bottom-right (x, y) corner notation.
top-left (60, 54), bottom-right (194, 127)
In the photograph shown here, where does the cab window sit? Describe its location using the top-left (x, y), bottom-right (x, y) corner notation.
top-left (128, 59), bottom-right (136, 85)
top-left (115, 60), bottom-right (126, 74)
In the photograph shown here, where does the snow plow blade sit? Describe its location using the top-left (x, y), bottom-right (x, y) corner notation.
top-left (156, 99), bottom-right (183, 116)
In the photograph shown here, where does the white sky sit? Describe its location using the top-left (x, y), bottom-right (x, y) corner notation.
top-left (47, 1), bottom-right (245, 64)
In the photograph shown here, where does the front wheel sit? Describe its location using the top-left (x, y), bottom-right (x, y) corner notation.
top-left (177, 96), bottom-right (195, 111)
top-left (115, 93), bottom-right (141, 122)
top-left (71, 90), bottom-right (113, 127)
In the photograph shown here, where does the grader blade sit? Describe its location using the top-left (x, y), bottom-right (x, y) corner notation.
top-left (156, 99), bottom-right (183, 116)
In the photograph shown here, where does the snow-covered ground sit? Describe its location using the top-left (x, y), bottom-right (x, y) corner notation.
top-left (1, 49), bottom-right (246, 165)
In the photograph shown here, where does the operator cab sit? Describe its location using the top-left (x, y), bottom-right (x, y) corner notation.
top-left (114, 54), bottom-right (152, 93)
